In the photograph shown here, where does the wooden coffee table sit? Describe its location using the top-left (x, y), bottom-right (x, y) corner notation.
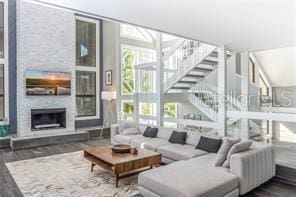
top-left (84, 146), bottom-right (162, 187)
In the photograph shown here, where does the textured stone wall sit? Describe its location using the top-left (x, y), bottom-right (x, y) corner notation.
top-left (17, 0), bottom-right (76, 136)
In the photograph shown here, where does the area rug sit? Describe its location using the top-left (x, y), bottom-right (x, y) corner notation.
top-left (5, 151), bottom-right (140, 197)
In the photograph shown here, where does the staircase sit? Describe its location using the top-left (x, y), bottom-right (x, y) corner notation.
top-left (163, 40), bottom-right (217, 92)
top-left (162, 39), bottom-right (238, 123)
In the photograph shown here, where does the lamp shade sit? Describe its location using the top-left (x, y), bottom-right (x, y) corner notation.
top-left (101, 91), bottom-right (116, 101)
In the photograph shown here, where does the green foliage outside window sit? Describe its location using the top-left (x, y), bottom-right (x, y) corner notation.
top-left (164, 103), bottom-right (176, 118)
top-left (141, 103), bottom-right (151, 115)
top-left (122, 49), bottom-right (135, 93)
top-left (141, 72), bottom-right (151, 92)
top-left (122, 102), bottom-right (134, 113)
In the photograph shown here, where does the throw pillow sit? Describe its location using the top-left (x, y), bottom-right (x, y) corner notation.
top-left (222, 140), bottom-right (253, 168)
top-left (196, 136), bottom-right (223, 153)
top-left (118, 120), bottom-right (138, 134)
top-left (168, 131), bottom-right (187, 145)
top-left (143, 126), bottom-right (158, 138)
top-left (121, 127), bottom-right (140, 135)
top-left (214, 137), bottom-right (241, 166)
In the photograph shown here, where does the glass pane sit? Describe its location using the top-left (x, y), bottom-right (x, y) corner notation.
top-left (140, 70), bottom-right (154, 92)
top-left (0, 3), bottom-right (4, 58)
top-left (162, 33), bottom-right (178, 42)
top-left (122, 101), bottom-right (134, 113)
top-left (138, 50), bottom-right (155, 64)
top-left (164, 122), bottom-right (177, 128)
top-left (121, 48), bottom-right (135, 93)
top-left (138, 50), bottom-right (155, 93)
top-left (120, 24), bottom-right (154, 43)
top-left (76, 71), bottom-right (96, 96)
top-left (139, 102), bottom-right (155, 115)
top-left (139, 118), bottom-right (156, 126)
top-left (76, 20), bottom-right (96, 67)
top-left (76, 97), bottom-right (96, 116)
top-left (164, 103), bottom-right (177, 118)
top-left (0, 65), bottom-right (3, 119)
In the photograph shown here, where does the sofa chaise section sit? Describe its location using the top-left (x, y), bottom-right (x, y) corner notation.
top-left (139, 154), bottom-right (239, 197)
top-left (139, 144), bottom-right (275, 197)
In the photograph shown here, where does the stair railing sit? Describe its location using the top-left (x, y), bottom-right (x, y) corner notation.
top-left (188, 80), bottom-right (219, 121)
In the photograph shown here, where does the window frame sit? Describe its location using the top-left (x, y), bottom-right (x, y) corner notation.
top-left (0, 0), bottom-right (8, 122)
top-left (75, 16), bottom-right (100, 120)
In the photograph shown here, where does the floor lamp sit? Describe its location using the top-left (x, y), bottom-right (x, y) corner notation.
top-left (101, 91), bottom-right (116, 139)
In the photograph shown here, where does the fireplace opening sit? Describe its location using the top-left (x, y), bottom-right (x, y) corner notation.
top-left (31, 108), bottom-right (66, 131)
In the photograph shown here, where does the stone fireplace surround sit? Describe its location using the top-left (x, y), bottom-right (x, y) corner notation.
top-left (17, 0), bottom-right (76, 137)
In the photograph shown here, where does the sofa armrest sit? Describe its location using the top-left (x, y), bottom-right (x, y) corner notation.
top-left (230, 144), bottom-right (275, 195)
top-left (110, 124), bottom-right (119, 144)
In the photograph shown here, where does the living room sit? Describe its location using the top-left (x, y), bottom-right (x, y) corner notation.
top-left (0, 0), bottom-right (296, 196)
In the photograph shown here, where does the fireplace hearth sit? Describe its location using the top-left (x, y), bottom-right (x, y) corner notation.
top-left (31, 108), bottom-right (66, 131)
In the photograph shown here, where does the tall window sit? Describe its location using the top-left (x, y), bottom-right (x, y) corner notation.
top-left (75, 18), bottom-right (99, 117)
top-left (121, 45), bottom-right (155, 94)
top-left (0, 2), bottom-right (4, 120)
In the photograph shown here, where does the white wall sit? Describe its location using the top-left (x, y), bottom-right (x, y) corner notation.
top-left (102, 20), bottom-right (120, 124)
top-left (17, 0), bottom-right (76, 136)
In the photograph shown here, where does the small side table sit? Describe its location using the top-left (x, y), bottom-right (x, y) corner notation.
top-left (0, 121), bottom-right (9, 137)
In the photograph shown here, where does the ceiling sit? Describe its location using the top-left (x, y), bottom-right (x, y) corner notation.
top-left (254, 47), bottom-right (296, 87)
top-left (32, 0), bottom-right (296, 51)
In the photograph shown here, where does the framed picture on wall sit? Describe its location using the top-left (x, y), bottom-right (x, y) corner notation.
top-left (105, 70), bottom-right (112, 85)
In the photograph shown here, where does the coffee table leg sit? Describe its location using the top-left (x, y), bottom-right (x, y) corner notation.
top-left (91, 163), bottom-right (95, 172)
top-left (115, 174), bottom-right (119, 187)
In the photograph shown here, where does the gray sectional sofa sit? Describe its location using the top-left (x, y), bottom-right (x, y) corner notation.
top-left (111, 123), bottom-right (275, 197)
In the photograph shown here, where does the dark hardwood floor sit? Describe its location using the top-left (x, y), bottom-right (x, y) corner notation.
top-left (0, 139), bottom-right (295, 197)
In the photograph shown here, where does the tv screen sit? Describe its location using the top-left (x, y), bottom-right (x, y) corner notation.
top-left (26, 70), bottom-right (71, 96)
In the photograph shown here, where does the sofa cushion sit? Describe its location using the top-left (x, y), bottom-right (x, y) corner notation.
top-left (156, 127), bottom-right (174, 139)
top-left (117, 120), bottom-right (138, 134)
top-left (168, 131), bottom-right (187, 145)
top-left (135, 138), bottom-right (171, 151)
top-left (196, 136), bottom-right (223, 153)
top-left (157, 144), bottom-right (208, 161)
top-left (121, 127), bottom-right (140, 135)
top-left (143, 126), bottom-right (158, 138)
top-left (139, 154), bottom-right (238, 197)
top-left (185, 131), bottom-right (201, 146)
top-left (114, 134), bottom-right (142, 144)
top-left (130, 136), bottom-right (150, 148)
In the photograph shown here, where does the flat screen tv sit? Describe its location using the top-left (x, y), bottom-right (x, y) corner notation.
top-left (26, 69), bottom-right (71, 96)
